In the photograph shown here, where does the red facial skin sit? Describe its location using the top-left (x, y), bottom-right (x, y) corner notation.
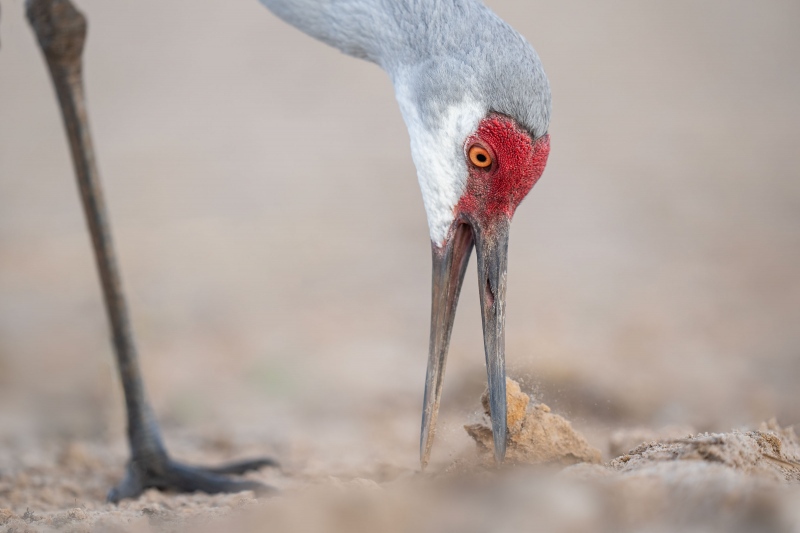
top-left (456, 114), bottom-right (550, 228)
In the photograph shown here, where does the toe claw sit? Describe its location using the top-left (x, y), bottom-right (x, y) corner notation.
top-left (200, 457), bottom-right (280, 476)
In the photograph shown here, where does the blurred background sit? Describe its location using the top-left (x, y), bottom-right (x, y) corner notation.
top-left (0, 0), bottom-right (798, 482)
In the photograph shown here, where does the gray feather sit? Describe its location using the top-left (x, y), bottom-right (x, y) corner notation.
top-left (259, 0), bottom-right (550, 139)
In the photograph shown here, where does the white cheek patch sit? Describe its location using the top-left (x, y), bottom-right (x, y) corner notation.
top-left (394, 86), bottom-right (486, 245)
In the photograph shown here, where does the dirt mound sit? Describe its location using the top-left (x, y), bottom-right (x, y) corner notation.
top-left (465, 378), bottom-right (602, 465)
top-left (610, 419), bottom-right (800, 481)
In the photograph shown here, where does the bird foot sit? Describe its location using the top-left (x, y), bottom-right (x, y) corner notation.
top-left (107, 456), bottom-right (279, 503)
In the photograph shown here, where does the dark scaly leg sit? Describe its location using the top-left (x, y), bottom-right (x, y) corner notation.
top-left (25, 0), bottom-right (277, 502)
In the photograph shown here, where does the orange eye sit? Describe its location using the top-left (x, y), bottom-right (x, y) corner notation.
top-left (468, 145), bottom-right (493, 168)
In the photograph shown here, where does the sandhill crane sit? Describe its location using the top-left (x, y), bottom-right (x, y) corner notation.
top-left (23, 0), bottom-right (551, 501)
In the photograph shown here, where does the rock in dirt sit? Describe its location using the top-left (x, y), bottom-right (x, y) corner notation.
top-left (465, 377), bottom-right (602, 465)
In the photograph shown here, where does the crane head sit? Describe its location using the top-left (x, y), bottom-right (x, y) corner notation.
top-left (398, 27), bottom-right (552, 469)
top-left (418, 111), bottom-right (550, 469)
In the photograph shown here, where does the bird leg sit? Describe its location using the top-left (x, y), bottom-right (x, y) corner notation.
top-left (25, 0), bottom-right (277, 503)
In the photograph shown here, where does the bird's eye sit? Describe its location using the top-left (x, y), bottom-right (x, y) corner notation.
top-left (468, 145), bottom-right (493, 169)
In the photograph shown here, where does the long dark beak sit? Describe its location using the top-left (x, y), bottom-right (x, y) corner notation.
top-left (420, 217), bottom-right (511, 469)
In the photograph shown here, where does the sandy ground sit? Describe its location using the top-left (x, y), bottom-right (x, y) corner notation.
top-left (1, 0), bottom-right (799, 531)
top-left (1, 384), bottom-right (799, 532)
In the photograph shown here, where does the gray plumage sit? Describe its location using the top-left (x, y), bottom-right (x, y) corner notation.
top-left (260, 0), bottom-right (551, 140)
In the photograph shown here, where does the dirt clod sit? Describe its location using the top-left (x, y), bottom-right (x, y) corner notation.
top-left (0, 508), bottom-right (15, 525)
top-left (465, 378), bottom-right (602, 465)
top-left (610, 418), bottom-right (800, 481)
